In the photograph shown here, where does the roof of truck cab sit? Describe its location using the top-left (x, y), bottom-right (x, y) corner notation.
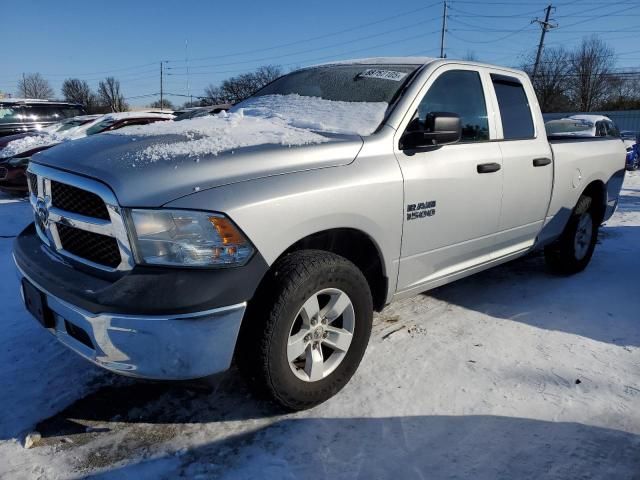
top-left (310, 57), bottom-right (527, 76)
top-left (314, 57), bottom-right (437, 67)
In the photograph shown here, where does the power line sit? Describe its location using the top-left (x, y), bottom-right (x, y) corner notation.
top-left (164, 1), bottom-right (444, 64)
top-left (168, 18), bottom-right (440, 72)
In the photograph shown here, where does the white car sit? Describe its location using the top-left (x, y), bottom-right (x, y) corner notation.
top-left (546, 114), bottom-right (621, 138)
top-left (0, 112), bottom-right (174, 159)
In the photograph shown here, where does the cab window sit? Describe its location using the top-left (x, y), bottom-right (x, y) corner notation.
top-left (491, 74), bottom-right (535, 140)
top-left (412, 70), bottom-right (489, 142)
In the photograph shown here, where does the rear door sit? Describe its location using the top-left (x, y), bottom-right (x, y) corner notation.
top-left (488, 72), bottom-right (553, 255)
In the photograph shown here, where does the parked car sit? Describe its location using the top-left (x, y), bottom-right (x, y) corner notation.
top-left (545, 114), bottom-right (621, 138)
top-left (173, 104), bottom-right (231, 121)
top-left (0, 115), bottom-right (100, 150)
top-left (621, 130), bottom-right (639, 171)
top-left (0, 112), bottom-right (172, 194)
top-left (14, 58), bottom-right (626, 410)
top-left (0, 99), bottom-right (86, 137)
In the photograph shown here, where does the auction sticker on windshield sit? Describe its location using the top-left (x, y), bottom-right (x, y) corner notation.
top-left (358, 69), bottom-right (407, 81)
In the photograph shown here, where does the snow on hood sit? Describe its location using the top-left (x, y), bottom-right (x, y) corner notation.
top-left (109, 94), bottom-right (388, 162)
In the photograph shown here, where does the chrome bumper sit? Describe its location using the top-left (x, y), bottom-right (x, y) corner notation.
top-left (16, 262), bottom-right (246, 380)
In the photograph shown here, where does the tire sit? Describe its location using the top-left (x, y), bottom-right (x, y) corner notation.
top-left (544, 195), bottom-right (598, 275)
top-left (236, 250), bottom-right (373, 410)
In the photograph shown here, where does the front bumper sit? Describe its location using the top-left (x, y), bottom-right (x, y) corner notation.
top-left (16, 260), bottom-right (246, 380)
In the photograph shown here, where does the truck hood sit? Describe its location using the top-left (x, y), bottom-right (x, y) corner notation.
top-left (31, 132), bottom-right (363, 206)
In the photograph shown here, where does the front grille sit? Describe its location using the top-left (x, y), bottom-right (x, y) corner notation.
top-left (51, 181), bottom-right (110, 220)
top-left (0, 167), bottom-right (7, 180)
top-left (27, 171), bottom-right (37, 192)
top-left (57, 223), bottom-right (121, 268)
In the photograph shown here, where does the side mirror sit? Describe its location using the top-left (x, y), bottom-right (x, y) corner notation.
top-left (400, 112), bottom-right (462, 150)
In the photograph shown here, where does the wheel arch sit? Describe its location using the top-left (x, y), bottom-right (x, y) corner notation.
top-left (256, 228), bottom-right (389, 312)
top-left (581, 179), bottom-right (607, 224)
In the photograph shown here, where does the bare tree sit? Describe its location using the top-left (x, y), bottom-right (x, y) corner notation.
top-left (18, 73), bottom-right (54, 99)
top-left (204, 65), bottom-right (282, 105)
top-left (600, 74), bottom-right (640, 110)
top-left (522, 47), bottom-right (572, 113)
top-left (97, 77), bottom-right (128, 112)
top-left (61, 78), bottom-right (98, 112)
top-left (567, 36), bottom-right (615, 112)
top-left (148, 99), bottom-right (175, 110)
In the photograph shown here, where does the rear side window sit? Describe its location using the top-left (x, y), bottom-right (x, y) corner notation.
top-left (606, 120), bottom-right (620, 138)
top-left (415, 70), bottom-right (490, 142)
top-left (491, 74), bottom-right (535, 140)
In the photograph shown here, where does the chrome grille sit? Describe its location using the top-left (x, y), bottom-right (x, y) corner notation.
top-left (51, 181), bottom-right (110, 220)
top-left (27, 171), bottom-right (37, 193)
top-left (57, 224), bottom-right (121, 268)
top-left (27, 163), bottom-right (134, 272)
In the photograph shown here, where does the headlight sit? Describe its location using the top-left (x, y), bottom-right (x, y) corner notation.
top-left (128, 209), bottom-right (254, 267)
top-left (8, 156), bottom-right (30, 167)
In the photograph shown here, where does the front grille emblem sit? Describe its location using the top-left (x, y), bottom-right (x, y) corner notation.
top-left (36, 198), bottom-right (49, 228)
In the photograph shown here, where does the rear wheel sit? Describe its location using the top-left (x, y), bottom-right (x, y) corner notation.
top-left (544, 195), bottom-right (598, 274)
top-left (237, 250), bottom-right (373, 410)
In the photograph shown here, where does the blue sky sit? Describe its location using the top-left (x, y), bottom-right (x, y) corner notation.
top-left (2, 0), bottom-right (639, 106)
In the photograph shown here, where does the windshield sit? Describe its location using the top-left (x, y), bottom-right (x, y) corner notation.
top-left (85, 118), bottom-right (118, 136)
top-left (237, 64), bottom-right (420, 136)
top-left (254, 65), bottom-right (418, 103)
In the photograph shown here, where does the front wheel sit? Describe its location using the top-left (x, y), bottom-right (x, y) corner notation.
top-left (544, 195), bottom-right (598, 274)
top-left (237, 250), bottom-right (373, 410)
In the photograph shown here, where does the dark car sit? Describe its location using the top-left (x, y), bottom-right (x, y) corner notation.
top-left (173, 104), bottom-right (231, 121)
top-left (0, 99), bottom-right (86, 137)
top-left (0, 112), bottom-right (172, 194)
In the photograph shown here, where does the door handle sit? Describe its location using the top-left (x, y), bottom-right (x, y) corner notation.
top-left (533, 157), bottom-right (552, 167)
top-left (477, 162), bottom-right (501, 174)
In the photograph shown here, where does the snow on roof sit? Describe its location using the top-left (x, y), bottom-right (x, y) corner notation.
top-left (99, 111), bottom-right (174, 120)
top-left (0, 98), bottom-right (81, 105)
top-left (568, 114), bottom-right (612, 123)
top-left (111, 94), bottom-right (387, 162)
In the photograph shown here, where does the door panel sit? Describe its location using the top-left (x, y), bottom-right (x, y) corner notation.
top-left (396, 142), bottom-right (504, 291)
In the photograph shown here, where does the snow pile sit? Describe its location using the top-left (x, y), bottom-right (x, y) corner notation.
top-left (112, 94), bottom-right (388, 162)
top-left (0, 134), bottom-right (65, 159)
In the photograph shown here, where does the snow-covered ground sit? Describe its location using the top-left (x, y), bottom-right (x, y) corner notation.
top-left (1, 173), bottom-right (639, 479)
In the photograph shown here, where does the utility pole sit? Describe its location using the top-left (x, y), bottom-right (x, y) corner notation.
top-left (440, 1), bottom-right (448, 59)
top-left (532, 4), bottom-right (557, 79)
top-left (160, 61), bottom-right (164, 111)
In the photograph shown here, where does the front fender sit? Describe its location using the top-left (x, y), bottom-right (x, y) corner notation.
top-left (165, 151), bottom-right (404, 300)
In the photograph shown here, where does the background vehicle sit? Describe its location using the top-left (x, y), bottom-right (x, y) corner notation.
top-left (173, 104), bottom-right (232, 121)
top-left (621, 130), bottom-right (639, 170)
top-left (0, 112), bottom-right (172, 194)
top-left (0, 99), bottom-right (86, 137)
top-left (545, 114), bottom-right (621, 138)
top-left (14, 58), bottom-right (626, 410)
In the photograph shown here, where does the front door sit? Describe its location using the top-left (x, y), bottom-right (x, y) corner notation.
top-left (395, 66), bottom-right (504, 294)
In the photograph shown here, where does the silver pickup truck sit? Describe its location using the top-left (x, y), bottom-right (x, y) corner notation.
top-left (14, 58), bottom-right (626, 409)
